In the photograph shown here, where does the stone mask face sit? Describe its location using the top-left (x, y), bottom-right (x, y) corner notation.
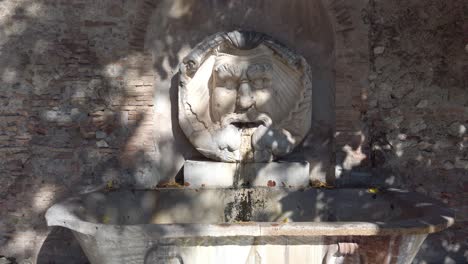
top-left (211, 48), bottom-right (280, 126)
top-left (179, 31), bottom-right (312, 162)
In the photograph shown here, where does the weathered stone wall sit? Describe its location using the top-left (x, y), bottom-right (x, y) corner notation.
top-left (0, 1), bottom-right (157, 262)
top-left (0, 0), bottom-right (465, 263)
top-left (367, 0), bottom-right (468, 263)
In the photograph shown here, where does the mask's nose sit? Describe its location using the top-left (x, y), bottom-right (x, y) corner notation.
top-left (237, 80), bottom-right (255, 110)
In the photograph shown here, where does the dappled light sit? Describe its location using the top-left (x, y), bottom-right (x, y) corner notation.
top-left (0, 0), bottom-right (465, 263)
top-left (42, 187), bottom-right (454, 263)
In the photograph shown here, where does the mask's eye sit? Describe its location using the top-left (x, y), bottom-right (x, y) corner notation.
top-left (252, 79), bottom-right (264, 90)
top-left (263, 78), bottom-right (272, 88)
top-left (223, 78), bottom-right (237, 90)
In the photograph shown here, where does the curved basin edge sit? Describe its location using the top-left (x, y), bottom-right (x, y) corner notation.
top-left (45, 202), bottom-right (98, 236)
top-left (44, 188), bottom-right (455, 238)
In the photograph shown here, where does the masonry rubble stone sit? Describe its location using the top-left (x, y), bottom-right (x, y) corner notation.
top-left (416, 100), bottom-right (429, 108)
top-left (443, 160), bottom-right (455, 170)
top-left (448, 122), bottom-right (466, 137)
top-left (96, 140), bottom-right (109, 149)
top-left (454, 158), bottom-right (468, 169)
top-left (373, 46), bottom-right (385, 55)
top-left (409, 118), bottom-right (427, 134)
top-left (95, 131), bottom-right (107, 139)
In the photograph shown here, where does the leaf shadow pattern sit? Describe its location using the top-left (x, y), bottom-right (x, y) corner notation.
top-left (1, 0), bottom-right (463, 263)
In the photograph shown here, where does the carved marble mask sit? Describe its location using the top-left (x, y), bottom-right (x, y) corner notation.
top-left (179, 31), bottom-right (312, 162)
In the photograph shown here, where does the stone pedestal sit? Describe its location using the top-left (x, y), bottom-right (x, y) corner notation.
top-left (183, 160), bottom-right (310, 188)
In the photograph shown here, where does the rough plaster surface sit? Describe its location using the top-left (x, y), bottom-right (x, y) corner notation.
top-left (367, 0), bottom-right (468, 263)
top-left (0, 0), bottom-right (465, 263)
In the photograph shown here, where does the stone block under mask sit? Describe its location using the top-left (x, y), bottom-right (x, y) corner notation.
top-left (183, 160), bottom-right (310, 188)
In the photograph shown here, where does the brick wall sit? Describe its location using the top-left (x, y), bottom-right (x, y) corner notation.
top-left (326, 0), bottom-right (370, 173)
top-left (0, 1), bottom-right (158, 262)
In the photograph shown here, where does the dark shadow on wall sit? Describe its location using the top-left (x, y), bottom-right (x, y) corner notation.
top-left (0, 0), bottom-right (168, 262)
top-left (168, 72), bottom-right (202, 183)
top-left (36, 227), bottom-right (89, 264)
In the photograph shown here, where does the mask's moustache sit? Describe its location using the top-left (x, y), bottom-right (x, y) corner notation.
top-left (221, 111), bottom-right (272, 128)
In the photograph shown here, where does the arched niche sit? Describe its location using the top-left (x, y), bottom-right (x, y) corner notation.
top-left (141, 0), bottom-right (336, 183)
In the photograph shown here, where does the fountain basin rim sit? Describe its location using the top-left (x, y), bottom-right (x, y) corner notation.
top-left (45, 188), bottom-right (455, 237)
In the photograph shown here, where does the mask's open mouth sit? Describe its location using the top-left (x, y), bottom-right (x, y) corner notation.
top-left (221, 111), bottom-right (272, 128)
top-left (231, 121), bottom-right (263, 129)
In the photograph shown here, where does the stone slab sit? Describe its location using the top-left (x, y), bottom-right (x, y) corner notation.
top-left (183, 160), bottom-right (237, 188)
top-left (245, 162), bottom-right (310, 188)
top-left (183, 160), bottom-right (310, 188)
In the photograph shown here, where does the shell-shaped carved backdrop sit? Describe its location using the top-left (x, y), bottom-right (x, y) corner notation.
top-left (178, 31), bottom-right (313, 162)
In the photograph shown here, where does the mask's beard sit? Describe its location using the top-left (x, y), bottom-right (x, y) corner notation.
top-left (212, 110), bottom-right (274, 162)
top-left (214, 124), bottom-right (256, 162)
top-left (213, 110), bottom-right (293, 162)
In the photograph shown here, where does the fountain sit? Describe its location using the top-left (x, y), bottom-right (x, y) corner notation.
top-left (45, 31), bottom-right (454, 264)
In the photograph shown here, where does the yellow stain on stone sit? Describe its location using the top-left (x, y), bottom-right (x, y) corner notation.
top-left (310, 180), bottom-right (334, 189)
top-left (102, 215), bottom-right (110, 224)
top-left (106, 180), bottom-right (115, 191)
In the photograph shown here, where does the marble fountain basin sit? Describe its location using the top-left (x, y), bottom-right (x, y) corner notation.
top-left (45, 188), bottom-right (454, 264)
